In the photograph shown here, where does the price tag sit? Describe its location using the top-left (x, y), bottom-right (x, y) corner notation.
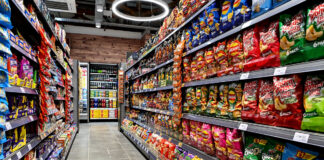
top-left (238, 123), bottom-right (248, 131)
top-left (29, 116), bottom-right (34, 121)
top-left (168, 137), bottom-right (172, 141)
top-left (293, 132), bottom-right (309, 143)
top-left (274, 67), bottom-right (287, 76)
top-left (20, 87), bottom-right (26, 93)
top-left (48, 148), bottom-right (51, 152)
top-left (178, 142), bottom-right (183, 147)
top-left (5, 122), bottom-right (12, 130)
top-left (27, 144), bottom-right (32, 150)
top-left (240, 73), bottom-right (249, 80)
top-left (153, 88), bottom-right (156, 91)
top-left (17, 151), bottom-right (22, 159)
top-left (242, 20), bottom-right (252, 29)
top-left (40, 157), bottom-right (43, 160)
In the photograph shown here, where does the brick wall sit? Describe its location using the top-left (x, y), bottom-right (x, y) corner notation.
top-left (67, 33), bottom-right (147, 64)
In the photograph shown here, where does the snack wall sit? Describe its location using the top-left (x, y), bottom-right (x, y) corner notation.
top-left (0, 0), bottom-right (79, 159)
top-left (122, 0), bottom-right (324, 159)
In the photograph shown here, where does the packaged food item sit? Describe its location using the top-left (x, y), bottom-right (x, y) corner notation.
top-left (244, 134), bottom-right (268, 160)
top-left (279, 10), bottom-right (306, 65)
top-left (228, 82), bottom-right (243, 120)
top-left (282, 143), bottom-right (319, 160)
top-left (183, 57), bottom-right (191, 82)
top-left (304, 2), bottom-right (324, 61)
top-left (207, 2), bottom-right (221, 38)
top-left (196, 86), bottom-right (208, 114)
top-left (217, 84), bottom-right (229, 118)
top-left (196, 122), bottom-right (204, 151)
top-left (201, 123), bottom-right (215, 156)
top-left (191, 56), bottom-right (198, 81)
top-left (196, 50), bottom-right (207, 80)
top-left (243, 26), bottom-right (260, 72)
top-left (0, 69), bottom-right (9, 88)
top-left (185, 28), bottom-right (193, 51)
top-left (273, 0), bottom-right (290, 8)
top-left (262, 137), bottom-right (285, 160)
top-left (252, 0), bottom-right (272, 18)
top-left (0, 0), bottom-right (11, 17)
top-left (189, 120), bottom-right (198, 147)
top-left (214, 41), bottom-right (228, 77)
top-left (192, 20), bottom-right (200, 47)
top-left (220, 0), bottom-right (234, 32)
top-left (301, 75), bottom-right (324, 132)
top-left (255, 79), bottom-right (278, 126)
top-left (205, 47), bottom-right (217, 77)
top-left (199, 10), bottom-right (210, 45)
top-left (212, 126), bottom-right (227, 160)
top-left (0, 13), bottom-right (12, 29)
top-left (242, 80), bottom-right (259, 122)
top-left (227, 34), bottom-right (244, 74)
top-left (182, 119), bottom-right (191, 144)
top-left (258, 20), bottom-right (280, 69)
top-left (206, 85), bottom-right (218, 116)
top-left (233, 0), bottom-right (251, 27)
top-left (226, 128), bottom-right (243, 160)
top-left (273, 75), bottom-right (303, 129)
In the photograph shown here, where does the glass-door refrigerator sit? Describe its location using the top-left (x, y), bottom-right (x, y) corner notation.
top-left (79, 62), bottom-right (89, 122)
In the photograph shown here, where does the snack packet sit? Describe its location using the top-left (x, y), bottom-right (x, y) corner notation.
top-left (262, 138), bottom-right (285, 160)
top-left (279, 10), bottom-right (306, 65)
top-left (201, 123), bottom-right (215, 156)
top-left (304, 2), bottom-right (324, 61)
top-left (301, 75), bottom-right (324, 132)
top-left (189, 120), bottom-right (198, 147)
top-left (226, 128), bottom-right (243, 160)
top-left (217, 84), bottom-right (229, 118)
top-left (212, 126), bottom-right (227, 160)
top-left (185, 28), bottom-right (193, 51)
top-left (243, 26), bottom-right (261, 72)
top-left (199, 10), bottom-right (210, 45)
top-left (221, 0), bottom-right (234, 32)
top-left (196, 122), bottom-right (204, 151)
top-left (196, 86), bottom-right (208, 114)
top-left (182, 119), bottom-right (190, 144)
top-left (242, 80), bottom-right (259, 122)
top-left (273, 0), bottom-right (290, 8)
top-left (252, 0), bottom-right (272, 18)
top-left (228, 82), bottom-right (243, 120)
top-left (192, 20), bottom-right (200, 47)
top-left (206, 85), bottom-right (218, 116)
top-left (273, 75), bottom-right (303, 129)
top-left (227, 34), bottom-right (244, 74)
top-left (282, 143), bottom-right (319, 160)
top-left (205, 47), bottom-right (217, 77)
top-left (214, 41), bottom-right (229, 77)
top-left (207, 2), bottom-right (221, 38)
top-left (233, 0), bottom-right (251, 27)
top-left (244, 134), bottom-right (268, 160)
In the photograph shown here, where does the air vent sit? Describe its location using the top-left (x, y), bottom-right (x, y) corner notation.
top-left (46, 0), bottom-right (76, 13)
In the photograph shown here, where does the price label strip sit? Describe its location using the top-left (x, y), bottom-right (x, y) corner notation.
top-left (238, 123), bottom-right (248, 131)
top-left (17, 151), bottom-right (22, 159)
top-left (5, 122), bottom-right (12, 130)
top-left (28, 144), bottom-right (32, 150)
top-left (293, 132), bottom-right (309, 144)
top-left (240, 72), bottom-right (249, 80)
top-left (274, 67), bottom-right (287, 76)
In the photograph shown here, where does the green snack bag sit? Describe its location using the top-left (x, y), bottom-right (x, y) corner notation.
top-left (206, 85), bottom-right (218, 116)
top-left (305, 2), bottom-right (324, 61)
top-left (184, 87), bottom-right (194, 113)
top-left (279, 10), bottom-right (306, 65)
top-left (244, 134), bottom-right (268, 160)
top-left (262, 138), bottom-right (285, 160)
top-left (217, 84), bottom-right (229, 118)
top-left (228, 82), bottom-right (243, 120)
top-left (301, 74), bottom-right (324, 132)
top-left (196, 86), bottom-right (208, 115)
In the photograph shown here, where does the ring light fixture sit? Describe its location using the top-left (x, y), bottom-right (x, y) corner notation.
top-left (112, 0), bottom-right (170, 22)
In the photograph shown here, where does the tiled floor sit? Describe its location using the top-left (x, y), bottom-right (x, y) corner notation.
top-left (67, 122), bottom-right (146, 160)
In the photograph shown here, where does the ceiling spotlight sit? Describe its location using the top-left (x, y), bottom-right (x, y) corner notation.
top-left (97, 5), bottom-right (103, 12)
top-left (112, 0), bottom-right (169, 22)
top-left (96, 22), bottom-right (101, 28)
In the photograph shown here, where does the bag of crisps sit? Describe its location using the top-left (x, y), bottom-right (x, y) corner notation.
top-left (207, 2), bottom-right (221, 38)
top-left (221, 0), bottom-right (234, 33)
top-left (182, 119), bottom-right (190, 144)
top-left (226, 128), bottom-right (243, 160)
top-left (212, 126), bottom-right (227, 160)
top-left (233, 0), bottom-right (251, 27)
top-left (304, 2), bottom-right (324, 61)
top-left (214, 41), bottom-right (229, 77)
top-left (192, 20), bottom-right (200, 47)
top-left (202, 123), bottom-right (215, 156)
top-left (205, 47), bottom-right (217, 77)
top-left (279, 10), bottom-right (306, 66)
top-left (199, 10), bottom-right (210, 45)
top-left (191, 56), bottom-right (198, 81)
top-left (206, 85), bottom-right (218, 116)
top-left (243, 134), bottom-right (268, 160)
top-left (282, 143), bottom-right (319, 160)
top-left (196, 86), bottom-right (208, 115)
top-left (302, 75), bottom-right (324, 133)
top-left (273, 75), bottom-right (303, 129)
top-left (185, 28), bottom-right (193, 51)
top-left (217, 84), bottom-right (229, 118)
top-left (227, 34), bottom-right (244, 74)
top-left (196, 122), bottom-right (204, 151)
top-left (255, 79), bottom-right (278, 126)
top-left (243, 26), bottom-right (261, 72)
top-left (228, 82), bottom-right (243, 120)
top-left (242, 80), bottom-right (259, 122)
top-left (252, 0), bottom-right (272, 18)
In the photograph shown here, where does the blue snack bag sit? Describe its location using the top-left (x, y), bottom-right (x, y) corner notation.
top-left (0, 0), bottom-right (11, 18)
top-left (0, 13), bottom-right (11, 29)
top-left (252, 0), bottom-right (272, 18)
top-left (192, 20), bottom-right (200, 47)
top-left (0, 27), bottom-right (9, 46)
top-left (221, 0), bottom-right (234, 33)
top-left (0, 69), bottom-right (9, 88)
top-left (233, 0), bottom-right (251, 27)
top-left (185, 27), bottom-right (193, 51)
top-left (207, 2), bottom-right (221, 38)
top-left (273, 0), bottom-right (290, 8)
top-left (199, 10), bottom-right (209, 45)
top-left (282, 143), bottom-right (319, 160)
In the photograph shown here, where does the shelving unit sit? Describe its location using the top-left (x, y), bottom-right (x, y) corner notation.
top-left (121, 0), bottom-right (324, 159)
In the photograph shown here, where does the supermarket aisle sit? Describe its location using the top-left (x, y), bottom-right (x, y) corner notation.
top-left (68, 122), bottom-right (146, 160)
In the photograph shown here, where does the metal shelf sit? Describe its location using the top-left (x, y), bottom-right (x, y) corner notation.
top-left (5, 86), bottom-right (38, 95)
top-left (62, 129), bottom-right (78, 160)
top-left (132, 59), bottom-right (174, 80)
top-left (121, 128), bottom-right (156, 160)
top-left (39, 142), bottom-right (56, 160)
top-left (90, 108), bottom-right (117, 110)
top-left (90, 81), bottom-right (117, 83)
top-left (10, 41), bottom-right (38, 64)
top-left (90, 73), bottom-right (117, 76)
top-left (90, 97), bottom-right (116, 99)
top-left (90, 89), bottom-right (117, 91)
top-left (182, 113), bottom-right (324, 148)
top-left (183, 59), bottom-right (324, 88)
top-left (132, 85), bottom-right (173, 94)
top-left (125, 0), bottom-right (216, 72)
top-left (90, 118), bottom-right (117, 120)
top-left (5, 115), bottom-right (38, 131)
top-left (183, 0), bottom-right (306, 57)
top-left (4, 137), bottom-right (41, 160)
top-left (132, 106), bottom-right (174, 116)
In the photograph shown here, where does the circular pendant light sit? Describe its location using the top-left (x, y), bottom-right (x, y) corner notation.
top-left (112, 0), bottom-right (169, 22)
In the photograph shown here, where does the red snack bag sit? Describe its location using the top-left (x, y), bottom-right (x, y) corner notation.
top-left (189, 120), bottom-right (198, 147)
top-left (241, 80), bottom-right (259, 122)
top-left (214, 41), bottom-right (228, 77)
top-left (243, 26), bottom-right (261, 72)
top-left (255, 79), bottom-right (278, 126)
top-left (205, 47), bottom-right (217, 77)
top-left (202, 123), bottom-right (215, 156)
top-left (196, 122), bottom-right (204, 151)
top-left (182, 119), bottom-right (190, 144)
top-left (226, 128), bottom-right (243, 160)
top-left (273, 75), bottom-right (303, 129)
top-left (183, 57), bottom-right (191, 82)
top-left (191, 56), bottom-right (198, 81)
top-left (227, 34), bottom-right (244, 74)
top-left (212, 126), bottom-right (227, 160)
top-left (258, 20), bottom-right (280, 69)
top-left (196, 50), bottom-right (206, 80)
